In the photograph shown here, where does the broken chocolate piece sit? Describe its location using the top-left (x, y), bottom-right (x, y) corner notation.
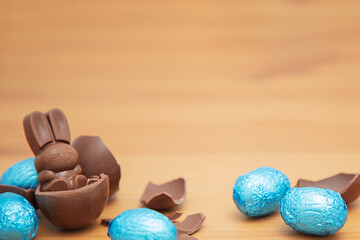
top-left (295, 173), bottom-right (360, 204)
top-left (35, 174), bottom-right (109, 229)
top-left (140, 178), bottom-right (186, 210)
top-left (0, 184), bottom-right (37, 209)
top-left (176, 213), bottom-right (206, 235)
top-left (101, 218), bottom-right (113, 226)
top-left (178, 235), bottom-right (198, 240)
top-left (166, 211), bottom-right (183, 222)
top-left (72, 136), bottom-right (121, 197)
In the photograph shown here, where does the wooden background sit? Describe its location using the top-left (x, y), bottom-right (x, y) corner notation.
top-left (1, 1), bottom-right (360, 239)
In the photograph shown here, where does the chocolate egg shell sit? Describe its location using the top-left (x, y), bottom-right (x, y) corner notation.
top-left (0, 184), bottom-right (37, 209)
top-left (233, 167), bottom-right (290, 217)
top-left (280, 187), bottom-right (348, 236)
top-left (0, 192), bottom-right (38, 240)
top-left (0, 157), bottom-right (38, 190)
top-left (35, 174), bottom-right (109, 229)
top-left (296, 173), bottom-right (360, 205)
top-left (140, 178), bottom-right (186, 210)
top-left (108, 208), bottom-right (177, 240)
top-left (72, 136), bottom-right (121, 197)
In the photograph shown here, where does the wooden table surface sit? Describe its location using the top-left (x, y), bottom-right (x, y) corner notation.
top-left (1, 1), bottom-right (360, 239)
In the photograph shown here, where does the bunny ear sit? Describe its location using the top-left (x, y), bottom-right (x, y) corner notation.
top-left (23, 111), bottom-right (55, 155)
top-left (45, 108), bottom-right (71, 144)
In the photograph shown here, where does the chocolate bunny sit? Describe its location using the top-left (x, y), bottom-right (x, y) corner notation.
top-left (23, 109), bottom-right (87, 192)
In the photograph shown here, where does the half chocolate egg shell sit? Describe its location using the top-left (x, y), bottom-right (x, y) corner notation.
top-left (72, 136), bottom-right (121, 197)
top-left (295, 173), bottom-right (360, 205)
top-left (35, 174), bottom-right (109, 229)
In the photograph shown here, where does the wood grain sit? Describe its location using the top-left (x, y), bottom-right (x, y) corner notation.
top-left (1, 1), bottom-right (360, 239)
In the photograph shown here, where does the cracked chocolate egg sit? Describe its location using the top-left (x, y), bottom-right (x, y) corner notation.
top-left (108, 208), bottom-right (177, 240)
top-left (280, 187), bottom-right (348, 236)
top-left (233, 167), bottom-right (290, 217)
top-left (0, 157), bottom-right (38, 190)
top-left (35, 174), bottom-right (109, 229)
top-left (0, 192), bottom-right (38, 240)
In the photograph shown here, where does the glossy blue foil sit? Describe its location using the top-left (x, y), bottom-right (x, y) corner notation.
top-left (280, 187), bottom-right (348, 236)
top-left (0, 158), bottom-right (38, 190)
top-left (0, 192), bottom-right (38, 240)
top-left (233, 166), bottom-right (290, 217)
top-left (108, 208), bottom-right (177, 240)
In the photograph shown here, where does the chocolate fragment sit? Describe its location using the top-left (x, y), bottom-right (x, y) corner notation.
top-left (101, 218), bottom-right (113, 226)
top-left (72, 136), bottom-right (121, 197)
top-left (166, 211), bottom-right (183, 222)
top-left (176, 213), bottom-right (206, 235)
top-left (178, 235), bottom-right (198, 240)
top-left (35, 174), bottom-right (109, 229)
top-left (295, 173), bottom-right (360, 204)
top-left (0, 184), bottom-right (37, 209)
top-left (140, 178), bottom-right (186, 210)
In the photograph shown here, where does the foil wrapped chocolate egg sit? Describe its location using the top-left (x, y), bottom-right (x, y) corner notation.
top-left (0, 192), bottom-right (38, 240)
top-left (108, 208), bottom-right (177, 240)
top-left (280, 187), bottom-right (348, 236)
top-left (233, 166), bottom-right (290, 217)
top-left (0, 158), bottom-right (38, 190)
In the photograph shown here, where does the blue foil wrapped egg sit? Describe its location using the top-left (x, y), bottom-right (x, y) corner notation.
top-left (0, 192), bottom-right (38, 240)
top-left (233, 166), bottom-right (290, 217)
top-left (0, 158), bottom-right (38, 190)
top-left (280, 187), bottom-right (348, 236)
top-left (108, 208), bottom-right (177, 240)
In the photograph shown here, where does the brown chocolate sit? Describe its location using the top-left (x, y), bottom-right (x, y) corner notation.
top-left (140, 178), bottom-right (186, 210)
top-left (0, 184), bottom-right (37, 208)
top-left (166, 211), bottom-right (183, 222)
top-left (35, 174), bottom-right (109, 229)
top-left (72, 136), bottom-right (121, 197)
top-left (176, 213), bottom-right (206, 235)
top-left (23, 109), bottom-right (87, 192)
top-left (178, 235), bottom-right (198, 240)
top-left (295, 173), bottom-right (360, 204)
top-left (100, 218), bottom-right (113, 226)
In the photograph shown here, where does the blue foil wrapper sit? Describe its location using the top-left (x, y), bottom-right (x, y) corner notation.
top-left (0, 158), bottom-right (38, 190)
top-left (108, 208), bottom-right (177, 240)
top-left (0, 192), bottom-right (38, 240)
top-left (280, 187), bottom-right (348, 236)
top-left (233, 166), bottom-right (290, 217)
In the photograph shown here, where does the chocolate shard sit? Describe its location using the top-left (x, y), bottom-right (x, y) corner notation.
top-left (140, 178), bottom-right (186, 210)
top-left (176, 213), bottom-right (206, 235)
top-left (23, 111), bottom-right (54, 155)
top-left (46, 108), bottom-right (71, 144)
top-left (178, 235), bottom-right (198, 240)
top-left (72, 136), bottom-right (121, 197)
top-left (0, 184), bottom-right (37, 209)
top-left (166, 211), bottom-right (183, 222)
top-left (101, 218), bottom-right (113, 226)
top-left (295, 173), bottom-right (360, 204)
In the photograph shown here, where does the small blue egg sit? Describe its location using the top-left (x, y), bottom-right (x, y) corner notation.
top-left (280, 187), bottom-right (348, 236)
top-left (108, 208), bottom-right (177, 240)
top-left (0, 158), bottom-right (38, 190)
top-left (0, 192), bottom-right (38, 240)
top-left (233, 166), bottom-right (290, 217)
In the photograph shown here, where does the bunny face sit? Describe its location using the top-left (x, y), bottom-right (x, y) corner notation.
top-left (35, 143), bottom-right (79, 173)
